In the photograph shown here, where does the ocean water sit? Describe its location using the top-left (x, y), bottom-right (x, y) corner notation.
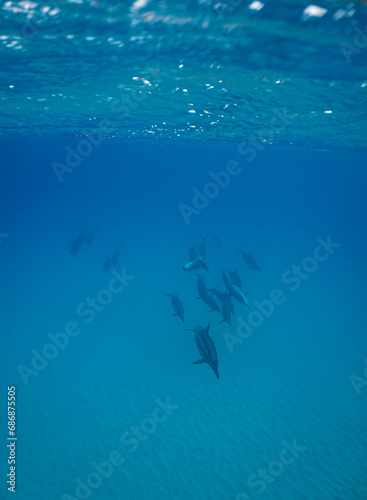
top-left (1, 1), bottom-right (367, 500)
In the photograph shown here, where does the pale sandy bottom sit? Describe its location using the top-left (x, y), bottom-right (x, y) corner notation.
top-left (1, 215), bottom-right (366, 500)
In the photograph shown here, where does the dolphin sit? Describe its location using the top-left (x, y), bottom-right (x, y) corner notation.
top-left (196, 276), bottom-right (210, 304)
top-left (222, 270), bottom-right (250, 307)
top-left (238, 250), bottom-right (261, 271)
top-left (185, 323), bottom-right (219, 379)
top-left (164, 293), bottom-right (184, 322)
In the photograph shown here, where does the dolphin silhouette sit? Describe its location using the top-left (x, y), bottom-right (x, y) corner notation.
top-left (164, 293), bottom-right (184, 322)
top-left (238, 250), bottom-right (261, 271)
top-left (185, 323), bottom-right (219, 379)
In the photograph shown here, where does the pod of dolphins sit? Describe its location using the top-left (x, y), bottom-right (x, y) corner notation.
top-left (165, 236), bottom-right (261, 379)
top-left (70, 230), bottom-right (261, 380)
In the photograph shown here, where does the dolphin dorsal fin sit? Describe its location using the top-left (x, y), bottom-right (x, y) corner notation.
top-left (206, 323), bottom-right (210, 334)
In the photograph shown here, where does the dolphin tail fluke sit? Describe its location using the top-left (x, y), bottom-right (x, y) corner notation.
top-left (193, 359), bottom-right (205, 365)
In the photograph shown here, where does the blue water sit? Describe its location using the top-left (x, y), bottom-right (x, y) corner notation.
top-left (1, 1), bottom-right (367, 500)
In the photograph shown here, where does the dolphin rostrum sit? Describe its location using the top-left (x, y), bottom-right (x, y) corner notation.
top-left (164, 293), bottom-right (184, 322)
top-left (185, 323), bottom-right (219, 379)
